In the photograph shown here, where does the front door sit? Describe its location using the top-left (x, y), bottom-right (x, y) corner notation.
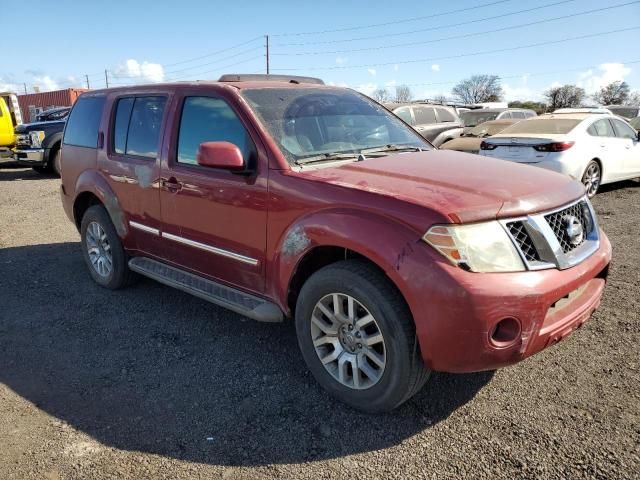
top-left (611, 118), bottom-right (640, 176)
top-left (159, 92), bottom-right (268, 294)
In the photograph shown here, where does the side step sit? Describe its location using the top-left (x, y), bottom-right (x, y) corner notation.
top-left (128, 257), bottom-right (283, 323)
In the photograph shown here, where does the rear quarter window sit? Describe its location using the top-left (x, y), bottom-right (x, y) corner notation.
top-left (63, 96), bottom-right (106, 148)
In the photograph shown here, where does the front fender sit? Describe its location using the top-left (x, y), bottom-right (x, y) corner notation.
top-left (74, 170), bottom-right (128, 237)
top-left (270, 209), bottom-right (427, 315)
top-left (43, 132), bottom-right (62, 151)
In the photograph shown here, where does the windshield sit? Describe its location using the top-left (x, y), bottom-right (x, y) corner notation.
top-left (460, 110), bottom-right (500, 127)
top-left (607, 106), bottom-right (638, 119)
top-left (498, 118), bottom-right (581, 135)
top-left (630, 117), bottom-right (640, 130)
top-left (241, 87), bottom-right (431, 164)
top-left (467, 121), bottom-right (512, 137)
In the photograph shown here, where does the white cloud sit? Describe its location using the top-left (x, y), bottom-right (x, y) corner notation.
top-left (577, 63), bottom-right (631, 93)
top-left (385, 80), bottom-right (397, 88)
top-left (356, 82), bottom-right (378, 96)
top-left (393, 64), bottom-right (399, 72)
top-left (335, 56), bottom-right (348, 65)
top-left (431, 64), bottom-right (440, 72)
top-left (367, 68), bottom-right (377, 76)
top-left (116, 59), bottom-right (165, 83)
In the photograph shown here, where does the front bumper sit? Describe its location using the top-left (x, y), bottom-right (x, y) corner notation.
top-left (404, 230), bottom-right (611, 373)
top-left (14, 148), bottom-right (46, 166)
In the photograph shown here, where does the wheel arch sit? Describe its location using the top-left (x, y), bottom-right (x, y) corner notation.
top-left (72, 170), bottom-right (127, 236)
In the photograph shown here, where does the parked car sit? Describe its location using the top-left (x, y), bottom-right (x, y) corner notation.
top-left (439, 119), bottom-right (520, 154)
top-left (604, 105), bottom-right (639, 119)
top-left (629, 116), bottom-right (640, 131)
top-left (460, 108), bottom-right (536, 132)
top-left (60, 75), bottom-right (611, 412)
top-left (35, 106), bottom-right (71, 122)
top-left (479, 111), bottom-right (640, 197)
top-left (384, 102), bottom-right (463, 147)
top-left (14, 116), bottom-right (66, 175)
top-left (0, 93), bottom-right (22, 161)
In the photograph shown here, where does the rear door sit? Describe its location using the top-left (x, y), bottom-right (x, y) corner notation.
top-left (585, 118), bottom-right (622, 181)
top-left (159, 90), bottom-right (268, 293)
top-left (411, 106), bottom-right (438, 141)
top-left (610, 118), bottom-right (640, 176)
top-left (100, 93), bottom-right (169, 256)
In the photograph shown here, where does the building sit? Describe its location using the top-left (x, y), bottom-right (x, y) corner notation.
top-left (17, 88), bottom-right (88, 123)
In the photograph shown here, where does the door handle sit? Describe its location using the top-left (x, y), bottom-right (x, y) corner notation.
top-left (161, 177), bottom-right (182, 192)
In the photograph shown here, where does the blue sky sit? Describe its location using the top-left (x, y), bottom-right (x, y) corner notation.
top-left (2, 0), bottom-right (639, 102)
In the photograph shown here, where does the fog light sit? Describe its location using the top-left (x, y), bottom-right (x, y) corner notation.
top-left (489, 317), bottom-right (521, 347)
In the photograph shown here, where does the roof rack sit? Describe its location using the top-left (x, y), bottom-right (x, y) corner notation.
top-left (218, 74), bottom-right (324, 85)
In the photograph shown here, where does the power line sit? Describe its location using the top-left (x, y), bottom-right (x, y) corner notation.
top-left (273, 1), bottom-right (639, 56)
top-left (272, 26), bottom-right (640, 71)
top-left (275, 0), bottom-right (577, 46)
top-left (272, 0), bottom-right (515, 36)
top-left (161, 35), bottom-right (263, 68)
top-left (360, 60), bottom-right (640, 90)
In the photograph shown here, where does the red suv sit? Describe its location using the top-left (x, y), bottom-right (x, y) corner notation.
top-left (60, 74), bottom-right (611, 412)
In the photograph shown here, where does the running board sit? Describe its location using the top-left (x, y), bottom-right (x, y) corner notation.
top-left (128, 257), bottom-right (283, 323)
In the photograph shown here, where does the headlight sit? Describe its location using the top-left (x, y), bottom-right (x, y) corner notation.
top-left (422, 221), bottom-right (525, 273)
top-left (29, 131), bottom-right (46, 148)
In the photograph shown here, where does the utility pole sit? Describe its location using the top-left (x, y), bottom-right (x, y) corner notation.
top-left (265, 35), bottom-right (270, 74)
top-left (23, 83), bottom-right (28, 94)
top-left (85, 74), bottom-right (90, 89)
top-left (104, 69), bottom-right (109, 88)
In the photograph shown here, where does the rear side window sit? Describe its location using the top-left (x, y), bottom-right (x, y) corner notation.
top-left (63, 96), bottom-right (105, 148)
top-left (112, 96), bottom-right (166, 158)
top-left (435, 107), bottom-right (455, 122)
top-left (394, 106), bottom-right (413, 125)
top-left (413, 106), bottom-right (436, 124)
top-left (587, 119), bottom-right (615, 137)
top-left (177, 96), bottom-right (255, 166)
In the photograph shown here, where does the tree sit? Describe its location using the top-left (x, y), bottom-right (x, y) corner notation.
top-left (592, 81), bottom-right (630, 105)
top-left (451, 75), bottom-right (503, 104)
top-left (508, 101), bottom-right (548, 115)
top-left (432, 94), bottom-right (449, 104)
top-left (395, 85), bottom-right (413, 102)
top-left (372, 88), bottom-right (391, 102)
top-left (544, 85), bottom-right (586, 110)
top-left (624, 91), bottom-right (640, 106)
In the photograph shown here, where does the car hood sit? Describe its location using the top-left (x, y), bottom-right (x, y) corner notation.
top-left (15, 119), bottom-right (66, 133)
top-left (439, 137), bottom-right (482, 152)
top-left (297, 150), bottom-right (585, 223)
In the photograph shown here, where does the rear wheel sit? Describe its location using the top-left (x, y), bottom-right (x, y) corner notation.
top-left (295, 260), bottom-right (430, 413)
top-left (582, 160), bottom-right (601, 198)
top-left (80, 205), bottom-right (135, 289)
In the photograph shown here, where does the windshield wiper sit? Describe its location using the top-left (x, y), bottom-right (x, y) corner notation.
top-left (359, 144), bottom-right (425, 155)
top-left (294, 152), bottom-right (364, 166)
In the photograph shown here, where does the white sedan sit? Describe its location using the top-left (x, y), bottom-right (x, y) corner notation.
top-left (479, 112), bottom-right (640, 197)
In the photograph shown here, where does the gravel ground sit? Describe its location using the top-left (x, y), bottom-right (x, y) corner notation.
top-left (1, 166), bottom-right (638, 480)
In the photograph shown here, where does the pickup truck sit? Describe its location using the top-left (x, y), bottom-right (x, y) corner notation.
top-left (59, 74), bottom-right (611, 412)
top-left (14, 117), bottom-right (66, 175)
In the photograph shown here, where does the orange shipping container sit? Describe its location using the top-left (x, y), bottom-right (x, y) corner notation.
top-left (17, 88), bottom-right (88, 123)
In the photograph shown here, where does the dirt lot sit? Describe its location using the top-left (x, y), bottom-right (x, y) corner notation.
top-left (0, 166), bottom-right (638, 480)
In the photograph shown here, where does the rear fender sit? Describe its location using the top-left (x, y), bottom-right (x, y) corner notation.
top-left (74, 170), bottom-right (128, 237)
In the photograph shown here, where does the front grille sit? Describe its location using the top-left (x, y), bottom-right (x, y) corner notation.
top-left (544, 200), bottom-right (593, 253)
top-left (507, 221), bottom-right (539, 261)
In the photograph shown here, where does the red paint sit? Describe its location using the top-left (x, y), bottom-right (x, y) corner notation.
top-left (197, 142), bottom-right (245, 170)
top-left (60, 81), bottom-right (612, 373)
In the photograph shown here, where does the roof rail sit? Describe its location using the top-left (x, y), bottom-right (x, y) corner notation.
top-left (218, 74), bottom-right (324, 85)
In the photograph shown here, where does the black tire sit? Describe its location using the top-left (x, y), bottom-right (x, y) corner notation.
top-left (51, 147), bottom-right (61, 177)
top-left (80, 205), bottom-right (135, 289)
top-left (582, 160), bottom-right (601, 198)
top-left (295, 260), bottom-right (430, 413)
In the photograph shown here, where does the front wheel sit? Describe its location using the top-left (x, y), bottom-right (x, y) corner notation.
top-left (582, 160), bottom-right (601, 198)
top-left (295, 260), bottom-right (430, 413)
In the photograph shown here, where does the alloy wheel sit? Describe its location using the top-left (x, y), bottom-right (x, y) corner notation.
top-left (582, 162), bottom-right (600, 198)
top-left (85, 221), bottom-right (113, 277)
top-left (310, 293), bottom-right (386, 390)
